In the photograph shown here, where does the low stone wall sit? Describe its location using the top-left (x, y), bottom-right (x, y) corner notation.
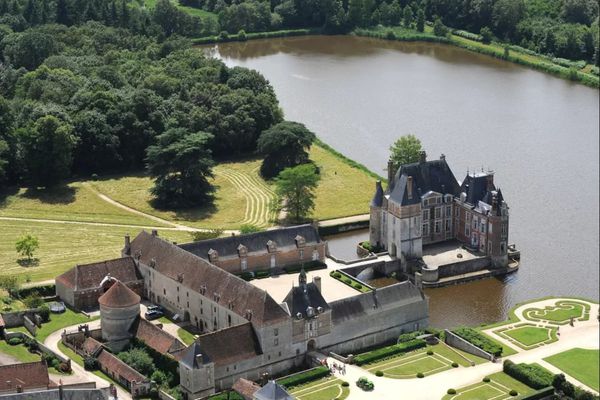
top-left (23, 315), bottom-right (37, 336)
top-left (327, 253), bottom-right (377, 265)
top-left (437, 257), bottom-right (491, 279)
top-left (0, 309), bottom-right (42, 328)
top-left (0, 387), bottom-right (109, 400)
top-left (318, 219), bottom-right (369, 236)
top-left (340, 259), bottom-right (401, 279)
top-left (444, 329), bottom-right (494, 361)
top-left (4, 331), bottom-right (70, 365)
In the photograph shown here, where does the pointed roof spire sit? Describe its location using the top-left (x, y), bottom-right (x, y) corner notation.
top-left (299, 267), bottom-right (307, 286)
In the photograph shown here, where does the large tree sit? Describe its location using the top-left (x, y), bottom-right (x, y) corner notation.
top-left (275, 163), bottom-right (320, 223)
top-left (21, 115), bottom-right (77, 187)
top-left (389, 134), bottom-right (423, 167)
top-left (146, 128), bottom-right (215, 209)
top-left (257, 121), bottom-right (316, 179)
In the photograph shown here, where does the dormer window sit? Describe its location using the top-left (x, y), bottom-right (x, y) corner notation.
top-left (295, 235), bottom-right (306, 248)
top-left (213, 293), bottom-right (220, 302)
top-left (237, 244), bottom-right (248, 257)
top-left (149, 258), bottom-right (156, 268)
top-left (208, 249), bottom-right (219, 263)
top-left (266, 240), bottom-right (277, 253)
top-left (445, 194), bottom-right (453, 203)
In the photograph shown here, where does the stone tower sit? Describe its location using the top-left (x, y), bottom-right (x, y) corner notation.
top-left (179, 342), bottom-right (215, 399)
top-left (98, 278), bottom-right (140, 352)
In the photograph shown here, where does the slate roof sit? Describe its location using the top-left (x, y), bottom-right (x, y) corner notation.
top-left (370, 181), bottom-right (384, 207)
top-left (130, 318), bottom-right (185, 355)
top-left (189, 323), bottom-right (262, 367)
top-left (179, 224), bottom-right (320, 259)
top-left (129, 231), bottom-right (289, 327)
top-left (98, 280), bottom-right (140, 308)
top-left (254, 381), bottom-right (293, 400)
top-left (56, 257), bottom-right (141, 291)
top-left (0, 361), bottom-right (50, 392)
top-left (232, 378), bottom-right (261, 400)
top-left (179, 341), bottom-right (211, 369)
top-left (460, 174), bottom-right (505, 216)
top-left (283, 282), bottom-right (329, 318)
top-left (388, 158), bottom-right (460, 206)
top-left (96, 349), bottom-right (147, 383)
top-left (330, 281), bottom-right (425, 324)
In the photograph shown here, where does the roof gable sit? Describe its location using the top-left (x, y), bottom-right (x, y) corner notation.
top-left (0, 361), bottom-right (50, 392)
top-left (56, 257), bottom-right (140, 291)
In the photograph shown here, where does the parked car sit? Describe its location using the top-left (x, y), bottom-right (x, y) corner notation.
top-left (145, 310), bottom-right (164, 320)
top-left (146, 304), bottom-right (163, 312)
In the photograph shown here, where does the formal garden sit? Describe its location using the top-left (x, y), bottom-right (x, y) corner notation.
top-left (544, 348), bottom-right (599, 392)
top-left (442, 371), bottom-right (539, 400)
top-left (288, 376), bottom-right (350, 400)
top-left (494, 323), bottom-right (558, 350)
top-left (522, 300), bottom-right (591, 325)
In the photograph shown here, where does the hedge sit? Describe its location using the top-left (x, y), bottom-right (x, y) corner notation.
top-left (353, 339), bottom-right (426, 366)
top-left (283, 261), bottom-right (326, 274)
top-left (518, 386), bottom-right (554, 400)
top-left (277, 366), bottom-right (330, 388)
top-left (503, 360), bottom-right (554, 390)
top-left (452, 327), bottom-right (502, 356)
top-left (193, 28), bottom-right (320, 45)
top-left (12, 284), bottom-right (56, 298)
top-left (398, 330), bottom-right (424, 343)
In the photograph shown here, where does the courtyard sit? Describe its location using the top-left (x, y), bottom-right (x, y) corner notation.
top-left (421, 241), bottom-right (485, 268)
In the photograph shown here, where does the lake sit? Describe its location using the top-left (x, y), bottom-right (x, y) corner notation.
top-left (204, 35), bottom-right (600, 328)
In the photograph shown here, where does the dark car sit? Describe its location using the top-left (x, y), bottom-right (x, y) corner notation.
top-left (144, 309), bottom-right (164, 320)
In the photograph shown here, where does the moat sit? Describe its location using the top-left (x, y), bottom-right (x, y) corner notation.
top-left (203, 35), bottom-right (600, 329)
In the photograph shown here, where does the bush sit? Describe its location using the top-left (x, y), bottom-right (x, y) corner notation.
top-left (58, 362), bottom-right (71, 373)
top-left (84, 356), bottom-right (98, 371)
top-left (426, 350), bottom-right (433, 355)
top-left (356, 377), bottom-right (374, 391)
top-left (480, 27), bottom-right (493, 44)
top-left (452, 362), bottom-right (458, 368)
top-left (8, 337), bottom-right (23, 345)
top-left (332, 272), bottom-right (342, 279)
top-left (278, 366), bottom-right (330, 388)
top-left (509, 390), bottom-right (518, 396)
top-left (255, 270), bottom-right (270, 279)
top-left (342, 277), bottom-right (351, 284)
top-left (354, 283), bottom-right (363, 290)
top-left (398, 331), bottom-right (424, 343)
top-left (503, 360), bottom-right (553, 389)
top-left (23, 293), bottom-right (44, 309)
top-left (375, 370), bottom-right (384, 377)
top-left (118, 347), bottom-right (154, 376)
top-left (190, 229), bottom-right (223, 242)
top-left (239, 224), bottom-right (262, 234)
top-left (239, 272), bottom-right (253, 281)
top-left (483, 376), bottom-right (491, 382)
top-left (452, 327), bottom-right (503, 356)
top-left (453, 29), bottom-right (482, 42)
top-left (237, 29), bottom-right (247, 41)
top-left (341, 381), bottom-right (349, 387)
top-left (416, 372), bottom-right (424, 378)
top-left (385, 30), bottom-right (396, 40)
top-left (353, 339), bottom-right (426, 366)
top-left (447, 389), bottom-right (456, 394)
top-left (218, 31), bottom-right (229, 41)
top-left (38, 304), bottom-right (50, 322)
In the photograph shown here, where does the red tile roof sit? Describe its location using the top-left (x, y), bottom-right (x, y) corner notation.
top-left (56, 258), bottom-right (140, 291)
top-left (131, 319), bottom-right (185, 355)
top-left (232, 378), bottom-right (260, 400)
top-left (193, 323), bottom-right (261, 367)
top-left (98, 281), bottom-right (140, 308)
top-left (81, 337), bottom-right (104, 356)
top-left (96, 349), bottom-right (147, 383)
top-left (0, 361), bottom-right (50, 392)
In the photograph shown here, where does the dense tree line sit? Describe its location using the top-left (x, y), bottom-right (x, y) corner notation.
top-left (0, 21), bottom-right (283, 206)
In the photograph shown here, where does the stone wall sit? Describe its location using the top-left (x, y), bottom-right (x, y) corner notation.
top-left (23, 315), bottom-right (37, 336)
top-left (437, 257), bottom-right (491, 279)
top-left (0, 309), bottom-right (42, 328)
top-left (0, 387), bottom-right (109, 400)
top-left (444, 329), bottom-right (494, 361)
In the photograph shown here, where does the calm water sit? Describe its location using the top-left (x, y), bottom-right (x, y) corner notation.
top-left (205, 36), bottom-right (600, 328)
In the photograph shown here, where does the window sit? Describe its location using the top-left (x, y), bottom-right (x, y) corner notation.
top-left (435, 221), bottom-right (441, 234)
top-left (163, 288), bottom-right (166, 295)
top-left (455, 207), bottom-right (459, 216)
top-left (270, 255), bottom-right (276, 268)
top-left (446, 206), bottom-right (451, 217)
top-left (312, 250), bottom-right (319, 261)
top-left (422, 209), bottom-right (429, 220)
top-left (422, 224), bottom-right (429, 236)
top-left (488, 222), bottom-right (493, 234)
top-left (435, 207), bottom-right (442, 219)
top-left (488, 241), bottom-right (492, 254)
top-left (465, 225), bottom-right (470, 237)
top-left (481, 221), bottom-right (486, 233)
top-left (472, 217), bottom-right (478, 229)
top-left (241, 258), bottom-right (247, 271)
top-left (274, 338), bottom-right (279, 346)
top-left (274, 328), bottom-right (279, 336)
top-left (466, 212), bottom-right (472, 222)
top-left (445, 219), bottom-right (451, 232)
top-left (228, 314), bottom-right (232, 327)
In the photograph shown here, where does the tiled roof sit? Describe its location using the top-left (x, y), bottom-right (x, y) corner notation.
top-left (254, 381), bottom-right (293, 400)
top-left (98, 281), bottom-right (140, 308)
top-left (283, 282), bottom-right (329, 318)
top-left (179, 224), bottom-right (320, 258)
top-left (96, 349), bottom-right (147, 383)
top-left (186, 323), bottom-right (261, 367)
top-left (130, 231), bottom-right (288, 327)
top-left (131, 318), bottom-right (185, 355)
top-left (0, 361), bottom-right (50, 392)
top-left (81, 337), bottom-right (103, 356)
top-left (232, 378), bottom-right (261, 400)
top-left (56, 257), bottom-right (141, 291)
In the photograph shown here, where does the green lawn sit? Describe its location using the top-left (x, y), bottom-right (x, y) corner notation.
top-left (177, 327), bottom-right (197, 345)
top-left (0, 183), bottom-right (165, 227)
top-left (502, 325), bottom-right (556, 348)
top-left (442, 372), bottom-right (536, 400)
top-left (477, 330), bottom-right (518, 357)
top-left (0, 219), bottom-right (192, 283)
top-left (288, 376), bottom-right (349, 400)
top-left (544, 348), bottom-right (599, 391)
top-left (524, 301), bottom-right (589, 325)
top-left (32, 308), bottom-right (99, 342)
top-left (0, 289), bottom-right (26, 312)
top-left (0, 339), bottom-right (41, 363)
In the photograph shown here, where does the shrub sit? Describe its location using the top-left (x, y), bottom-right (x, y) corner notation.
top-left (58, 362), bottom-right (71, 373)
top-left (218, 31), bottom-right (229, 41)
top-left (118, 347), bottom-right (154, 376)
top-left (453, 29), bottom-right (482, 41)
top-left (426, 350), bottom-right (433, 355)
top-left (354, 283), bottom-right (363, 290)
top-left (84, 356), bottom-right (98, 371)
top-left (398, 331), bottom-right (424, 343)
top-left (483, 376), bottom-right (491, 382)
top-left (237, 29), bottom-right (247, 41)
top-left (190, 229), bottom-right (223, 242)
top-left (278, 366), bottom-right (330, 388)
top-left (356, 377), bottom-right (374, 391)
top-left (480, 27), bottom-right (493, 44)
top-left (451, 362), bottom-right (458, 368)
top-left (447, 389), bottom-right (456, 394)
top-left (239, 272), bottom-right (253, 281)
top-left (342, 277), bottom-right (351, 284)
top-left (353, 339), bottom-right (426, 365)
top-left (239, 224), bottom-right (262, 234)
top-left (255, 270), bottom-right (270, 279)
top-left (23, 293), bottom-right (44, 309)
top-left (385, 30), bottom-right (396, 40)
top-left (417, 372), bottom-right (424, 378)
top-left (510, 390), bottom-right (518, 396)
top-left (38, 304), bottom-right (50, 322)
top-left (375, 370), bottom-right (384, 377)
top-left (341, 381), bottom-right (349, 387)
top-left (8, 337), bottom-right (23, 345)
top-left (333, 272), bottom-right (342, 279)
top-left (452, 327), bottom-right (503, 356)
top-left (503, 360), bottom-right (553, 389)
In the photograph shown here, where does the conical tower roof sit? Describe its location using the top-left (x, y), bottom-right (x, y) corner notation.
top-left (98, 280), bottom-right (140, 308)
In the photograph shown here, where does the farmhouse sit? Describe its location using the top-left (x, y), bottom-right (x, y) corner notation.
top-left (56, 224), bottom-right (429, 399)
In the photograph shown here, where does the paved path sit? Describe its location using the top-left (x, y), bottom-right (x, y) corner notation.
top-left (326, 298), bottom-right (598, 400)
top-left (44, 320), bottom-right (132, 400)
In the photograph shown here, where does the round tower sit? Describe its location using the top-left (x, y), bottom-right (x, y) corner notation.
top-left (98, 279), bottom-right (140, 351)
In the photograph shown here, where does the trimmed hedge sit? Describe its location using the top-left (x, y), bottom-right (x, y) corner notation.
top-left (503, 360), bottom-right (554, 390)
top-left (277, 366), bottom-right (330, 388)
top-left (398, 330), bottom-right (424, 343)
top-left (519, 387), bottom-right (554, 400)
top-left (353, 339), bottom-right (426, 366)
top-left (452, 327), bottom-right (502, 356)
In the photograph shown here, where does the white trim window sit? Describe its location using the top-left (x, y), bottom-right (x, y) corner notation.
top-left (435, 207), bottom-right (442, 219)
top-left (422, 224), bottom-right (429, 236)
top-left (422, 209), bottom-right (429, 220)
top-left (435, 221), bottom-right (441, 234)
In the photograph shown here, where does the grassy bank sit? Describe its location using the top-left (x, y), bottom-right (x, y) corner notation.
top-left (353, 25), bottom-right (599, 89)
top-left (193, 28), bottom-right (320, 45)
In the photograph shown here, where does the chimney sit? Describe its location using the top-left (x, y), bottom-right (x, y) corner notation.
top-left (124, 234), bottom-right (131, 255)
top-left (407, 176), bottom-right (413, 200)
top-left (195, 353), bottom-right (203, 366)
top-left (440, 153), bottom-right (446, 161)
top-left (492, 193), bottom-right (498, 212)
top-left (313, 276), bottom-right (322, 292)
top-left (486, 174), bottom-right (494, 191)
top-left (151, 229), bottom-right (158, 237)
top-left (387, 159), bottom-right (396, 186)
top-left (419, 151), bottom-right (427, 163)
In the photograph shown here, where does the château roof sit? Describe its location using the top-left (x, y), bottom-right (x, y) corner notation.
top-left (129, 231), bottom-right (289, 327)
top-left (254, 381), bottom-right (293, 400)
top-left (388, 157), bottom-right (460, 206)
top-left (283, 282), bottom-right (329, 318)
top-left (178, 224), bottom-right (320, 259)
top-left (56, 257), bottom-right (140, 291)
top-left (98, 280), bottom-right (140, 308)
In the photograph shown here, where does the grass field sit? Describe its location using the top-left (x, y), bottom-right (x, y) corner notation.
top-left (442, 372), bottom-right (536, 400)
top-left (496, 324), bottom-right (558, 350)
top-left (544, 348), bottom-right (599, 391)
top-left (177, 327), bottom-right (197, 345)
top-left (34, 309), bottom-right (99, 342)
top-left (0, 339), bottom-right (41, 363)
top-left (524, 301), bottom-right (589, 325)
top-left (288, 376), bottom-right (349, 400)
top-left (363, 343), bottom-right (487, 379)
top-left (0, 219), bottom-right (192, 282)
